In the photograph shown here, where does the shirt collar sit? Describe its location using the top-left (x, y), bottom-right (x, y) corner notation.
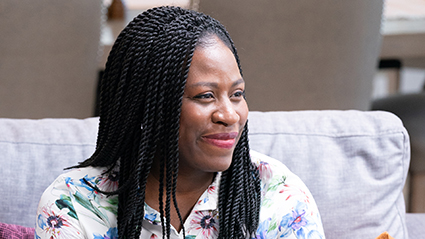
top-left (143, 172), bottom-right (221, 224)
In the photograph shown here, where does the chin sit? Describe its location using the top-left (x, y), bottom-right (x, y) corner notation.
top-left (215, 166), bottom-right (231, 172)
top-left (211, 157), bottom-right (233, 172)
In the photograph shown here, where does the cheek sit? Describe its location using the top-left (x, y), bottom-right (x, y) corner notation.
top-left (179, 102), bottom-right (209, 140)
top-left (238, 101), bottom-right (249, 126)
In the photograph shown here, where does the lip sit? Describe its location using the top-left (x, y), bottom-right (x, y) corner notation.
top-left (202, 132), bottom-right (239, 149)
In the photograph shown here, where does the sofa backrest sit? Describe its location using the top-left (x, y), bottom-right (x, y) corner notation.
top-left (248, 110), bottom-right (409, 239)
top-left (0, 110), bottom-right (409, 239)
top-left (0, 118), bottom-right (99, 228)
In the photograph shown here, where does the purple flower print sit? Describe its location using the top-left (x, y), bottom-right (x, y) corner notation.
top-left (257, 161), bottom-right (273, 182)
top-left (187, 211), bottom-right (219, 238)
top-left (280, 201), bottom-right (308, 232)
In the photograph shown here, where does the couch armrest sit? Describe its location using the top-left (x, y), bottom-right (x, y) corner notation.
top-left (406, 213), bottom-right (425, 239)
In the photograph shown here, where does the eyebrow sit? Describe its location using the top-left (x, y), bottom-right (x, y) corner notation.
top-left (188, 78), bottom-right (245, 88)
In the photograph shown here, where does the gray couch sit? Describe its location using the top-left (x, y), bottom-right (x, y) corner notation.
top-left (1, 110), bottom-right (424, 238)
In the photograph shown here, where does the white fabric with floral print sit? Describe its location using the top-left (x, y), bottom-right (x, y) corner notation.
top-left (35, 150), bottom-right (325, 239)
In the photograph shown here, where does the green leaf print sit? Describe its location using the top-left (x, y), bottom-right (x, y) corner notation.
top-left (267, 175), bottom-right (287, 192)
top-left (73, 191), bottom-right (110, 225)
top-left (185, 235), bottom-right (197, 239)
top-left (99, 206), bottom-right (118, 215)
top-left (55, 195), bottom-right (78, 220)
top-left (261, 198), bottom-right (273, 208)
top-left (107, 196), bottom-right (119, 206)
top-left (99, 196), bottom-right (118, 215)
top-left (268, 218), bottom-right (278, 232)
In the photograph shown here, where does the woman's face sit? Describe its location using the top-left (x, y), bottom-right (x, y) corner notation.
top-left (178, 36), bottom-right (248, 176)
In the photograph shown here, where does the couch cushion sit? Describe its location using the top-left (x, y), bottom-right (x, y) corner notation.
top-left (248, 110), bottom-right (410, 239)
top-left (0, 117), bottom-right (99, 228)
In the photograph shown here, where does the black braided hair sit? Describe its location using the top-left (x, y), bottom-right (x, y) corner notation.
top-left (72, 6), bottom-right (261, 239)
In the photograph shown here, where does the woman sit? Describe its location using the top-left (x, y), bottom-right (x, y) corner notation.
top-left (35, 6), bottom-right (325, 239)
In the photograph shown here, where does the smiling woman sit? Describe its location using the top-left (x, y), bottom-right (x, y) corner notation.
top-left (35, 6), bottom-right (325, 239)
top-left (179, 36), bottom-right (248, 174)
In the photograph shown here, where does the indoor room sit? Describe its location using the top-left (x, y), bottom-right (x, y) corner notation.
top-left (1, 0), bottom-right (424, 238)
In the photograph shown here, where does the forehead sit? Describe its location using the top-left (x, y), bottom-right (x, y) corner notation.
top-left (196, 32), bottom-right (232, 50)
top-left (186, 39), bottom-right (242, 87)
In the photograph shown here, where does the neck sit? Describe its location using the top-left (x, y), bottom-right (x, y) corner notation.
top-left (147, 160), bottom-right (215, 194)
top-left (144, 161), bottom-right (215, 232)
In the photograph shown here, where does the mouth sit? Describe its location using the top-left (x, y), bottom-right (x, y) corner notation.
top-left (202, 132), bottom-right (239, 149)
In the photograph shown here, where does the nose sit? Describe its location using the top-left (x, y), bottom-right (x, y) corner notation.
top-left (212, 98), bottom-right (240, 126)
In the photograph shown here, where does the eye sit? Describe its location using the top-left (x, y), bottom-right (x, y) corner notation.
top-left (231, 90), bottom-right (245, 99)
top-left (193, 93), bottom-right (214, 100)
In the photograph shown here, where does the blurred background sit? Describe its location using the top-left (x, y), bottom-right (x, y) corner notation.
top-left (1, 0), bottom-right (424, 117)
top-left (1, 0), bottom-right (425, 212)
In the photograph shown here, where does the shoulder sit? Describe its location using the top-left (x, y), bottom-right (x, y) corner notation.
top-left (37, 166), bottom-right (107, 205)
top-left (52, 166), bottom-right (105, 186)
top-left (250, 150), bottom-right (295, 186)
top-left (35, 166), bottom-right (119, 239)
top-left (250, 150), bottom-right (311, 204)
top-left (46, 166), bottom-right (120, 195)
top-left (250, 150), bottom-right (325, 238)
top-left (250, 150), bottom-right (309, 196)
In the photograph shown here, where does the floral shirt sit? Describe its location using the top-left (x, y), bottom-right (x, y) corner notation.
top-left (35, 150), bottom-right (325, 239)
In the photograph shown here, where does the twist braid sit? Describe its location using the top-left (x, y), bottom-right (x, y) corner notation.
top-left (71, 6), bottom-right (261, 239)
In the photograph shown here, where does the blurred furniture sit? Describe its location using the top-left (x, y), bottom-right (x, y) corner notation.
top-left (1, 110), bottom-right (424, 238)
top-left (379, 0), bottom-right (425, 93)
top-left (99, 1), bottom-right (192, 69)
top-left (372, 93), bottom-right (425, 213)
top-left (198, 0), bottom-right (383, 111)
top-left (0, 0), bottom-right (102, 118)
top-left (381, 0), bottom-right (425, 60)
top-left (373, 0), bottom-right (425, 214)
